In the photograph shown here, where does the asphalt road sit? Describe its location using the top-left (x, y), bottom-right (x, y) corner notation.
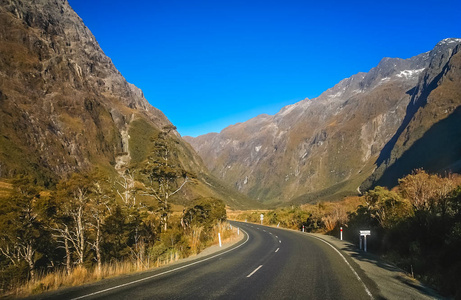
top-left (34, 222), bottom-right (374, 300)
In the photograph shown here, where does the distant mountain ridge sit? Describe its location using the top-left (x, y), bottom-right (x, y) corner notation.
top-left (0, 0), bottom-right (260, 209)
top-left (185, 38), bottom-right (461, 204)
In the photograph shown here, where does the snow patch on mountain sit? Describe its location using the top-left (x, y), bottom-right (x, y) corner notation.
top-left (396, 68), bottom-right (425, 79)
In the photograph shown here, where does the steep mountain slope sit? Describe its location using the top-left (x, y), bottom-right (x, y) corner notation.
top-left (185, 39), bottom-right (461, 204)
top-left (0, 0), bottom-right (259, 209)
top-left (362, 39), bottom-right (461, 189)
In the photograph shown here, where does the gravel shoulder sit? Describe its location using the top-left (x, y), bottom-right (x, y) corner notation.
top-left (308, 233), bottom-right (444, 300)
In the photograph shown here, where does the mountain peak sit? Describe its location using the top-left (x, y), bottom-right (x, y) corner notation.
top-left (437, 38), bottom-right (461, 45)
top-left (187, 39), bottom-right (461, 204)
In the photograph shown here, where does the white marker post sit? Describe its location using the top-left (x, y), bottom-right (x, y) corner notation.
top-left (238, 228), bottom-right (240, 235)
top-left (218, 233), bottom-right (222, 247)
top-left (260, 213), bottom-right (264, 225)
top-left (302, 225), bottom-right (305, 232)
top-left (360, 230), bottom-right (371, 252)
top-left (340, 227), bottom-right (343, 240)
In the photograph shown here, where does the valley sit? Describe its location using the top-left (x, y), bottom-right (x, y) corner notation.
top-left (0, 0), bottom-right (460, 298)
top-left (185, 38), bottom-right (461, 205)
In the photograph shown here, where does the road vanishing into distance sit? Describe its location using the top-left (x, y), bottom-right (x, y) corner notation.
top-left (36, 222), bottom-right (375, 300)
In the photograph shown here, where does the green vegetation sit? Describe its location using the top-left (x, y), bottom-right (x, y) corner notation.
top-left (0, 173), bottom-right (231, 297)
top-left (0, 127), bottom-right (234, 298)
top-left (128, 118), bottom-right (160, 165)
top-left (233, 169), bottom-right (461, 298)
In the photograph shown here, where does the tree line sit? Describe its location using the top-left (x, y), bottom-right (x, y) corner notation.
top-left (0, 172), bottom-right (227, 295)
top-left (0, 126), bottom-right (228, 296)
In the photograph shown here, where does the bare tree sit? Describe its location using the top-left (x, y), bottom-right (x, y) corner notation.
top-left (116, 170), bottom-right (136, 207)
top-left (87, 181), bottom-right (112, 274)
top-left (53, 175), bottom-right (91, 269)
top-left (51, 225), bottom-right (73, 274)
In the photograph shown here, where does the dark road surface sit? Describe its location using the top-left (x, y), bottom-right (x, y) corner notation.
top-left (34, 222), bottom-right (374, 299)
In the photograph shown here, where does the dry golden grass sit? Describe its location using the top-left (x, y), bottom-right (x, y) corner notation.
top-left (10, 221), bottom-right (237, 298)
top-left (18, 262), bottom-right (140, 297)
top-left (226, 209), bottom-right (270, 220)
top-left (0, 180), bottom-right (13, 198)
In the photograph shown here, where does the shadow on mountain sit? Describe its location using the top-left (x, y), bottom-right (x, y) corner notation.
top-left (374, 67), bottom-right (447, 169)
top-left (373, 106), bottom-right (461, 188)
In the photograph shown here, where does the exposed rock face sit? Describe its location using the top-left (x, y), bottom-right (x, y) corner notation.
top-left (0, 0), bottom-right (259, 209)
top-left (185, 39), bottom-right (461, 204)
top-left (362, 38), bottom-right (461, 189)
top-left (0, 0), bottom-right (170, 180)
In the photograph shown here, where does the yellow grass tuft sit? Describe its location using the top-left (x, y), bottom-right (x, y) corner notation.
top-left (10, 221), bottom-right (238, 298)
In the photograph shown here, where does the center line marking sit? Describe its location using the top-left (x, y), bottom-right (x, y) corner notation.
top-left (279, 240), bottom-right (281, 243)
top-left (275, 248), bottom-right (279, 253)
top-left (247, 265), bottom-right (263, 278)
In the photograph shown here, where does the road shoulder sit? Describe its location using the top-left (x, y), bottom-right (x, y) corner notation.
top-left (308, 233), bottom-right (443, 300)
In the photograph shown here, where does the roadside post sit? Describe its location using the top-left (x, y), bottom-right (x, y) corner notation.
top-left (218, 233), bottom-right (222, 247)
top-left (302, 225), bottom-right (305, 232)
top-left (340, 227), bottom-right (343, 240)
top-left (260, 213), bottom-right (264, 225)
top-left (360, 230), bottom-right (371, 252)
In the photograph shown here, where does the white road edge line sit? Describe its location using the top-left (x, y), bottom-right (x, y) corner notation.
top-left (246, 265), bottom-right (263, 278)
top-left (309, 235), bottom-right (374, 299)
top-left (71, 229), bottom-right (251, 300)
top-left (275, 248), bottom-right (279, 253)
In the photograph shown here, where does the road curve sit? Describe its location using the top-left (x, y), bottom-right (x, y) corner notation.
top-left (33, 222), bottom-right (373, 299)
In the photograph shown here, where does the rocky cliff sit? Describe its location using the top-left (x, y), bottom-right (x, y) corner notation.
top-left (0, 0), bottom-right (259, 209)
top-left (185, 39), bottom-right (461, 204)
top-left (362, 38), bottom-right (461, 189)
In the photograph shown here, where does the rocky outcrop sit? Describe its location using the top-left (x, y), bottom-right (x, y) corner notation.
top-left (362, 38), bottom-right (461, 189)
top-left (0, 0), bottom-right (259, 209)
top-left (185, 39), bottom-right (461, 204)
top-left (0, 0), bottom-right (171, 181)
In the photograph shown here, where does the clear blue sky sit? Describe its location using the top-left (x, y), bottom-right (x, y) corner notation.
top-left (68, 0), bottom-right (460, 137)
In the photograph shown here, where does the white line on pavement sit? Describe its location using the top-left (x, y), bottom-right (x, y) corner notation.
top-left (247, 265), bottom-right (263, 278)
top-left (275, 248), bottom-right (279, 253)
top-left (71, 229), bottom-right (251, 300)
top-left (308, 235), bottom-right (373, 299)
